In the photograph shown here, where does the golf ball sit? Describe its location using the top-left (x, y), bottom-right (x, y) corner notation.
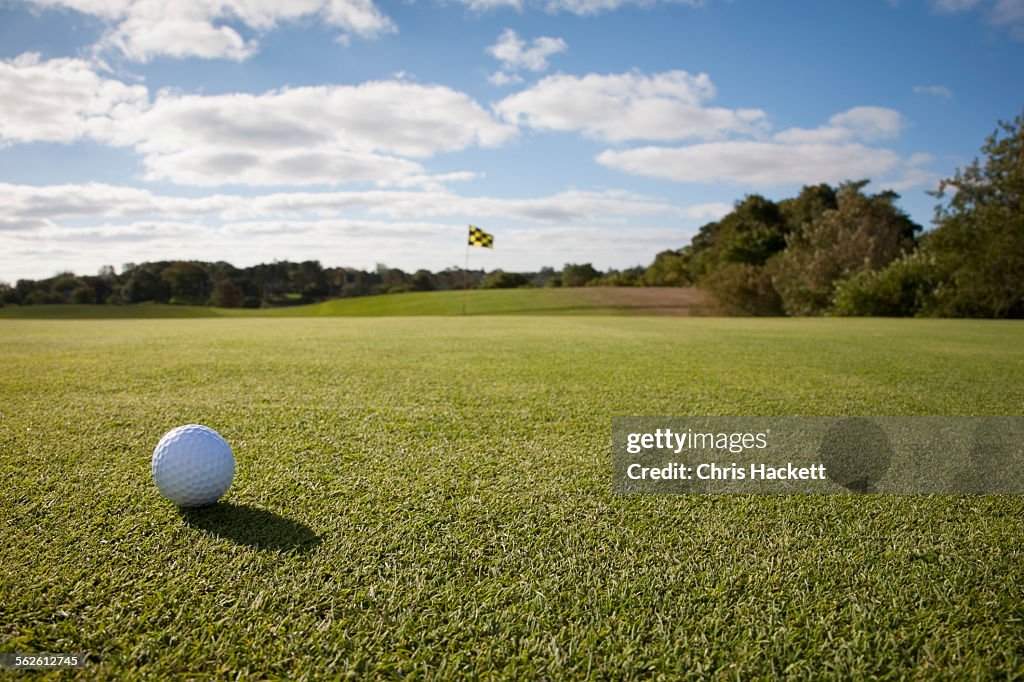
top-left (152, 424), bottom-right (235, 507)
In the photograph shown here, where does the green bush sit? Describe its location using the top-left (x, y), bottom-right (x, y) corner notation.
top-left (71, 285), bottom-right (97, 304)
top-left (832, 251), bottom-right (939, 316)
top-left (700, 263), bottom-right (784, 316)
top-left (482, 270), bottom-right (530, 289)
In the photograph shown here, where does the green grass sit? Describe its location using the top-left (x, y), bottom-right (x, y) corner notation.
top-left (0, 303), bottom-right (240, 319)
top-left (2, 317), bottom-right (1023, 679)
top-left (0, 287), bottom-right (703, 319)
top-left (268, 288), bottom-right (598, 316)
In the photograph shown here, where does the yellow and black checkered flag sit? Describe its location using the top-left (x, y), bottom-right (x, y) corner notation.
top-left (468, 225), bottom-right (494, 248)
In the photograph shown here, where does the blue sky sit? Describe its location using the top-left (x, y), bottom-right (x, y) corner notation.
top-left (1, 0), bottom-right (1022, 281)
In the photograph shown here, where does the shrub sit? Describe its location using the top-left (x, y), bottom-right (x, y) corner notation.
top-left (832, 251), bottom-right (939, 316)
top-left (700, 263), bottom-right (784, 316)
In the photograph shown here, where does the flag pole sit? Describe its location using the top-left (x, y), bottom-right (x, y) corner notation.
top-left (463, 237), bottom-right (469, 316)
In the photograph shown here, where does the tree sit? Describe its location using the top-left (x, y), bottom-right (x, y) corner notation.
top-left (410, 270), bottom-right (436, 291)
top-left (701, 263), bottom-right (784, 315)
top-left (51, 273), bottom-right (82, 302)
top-left (561, 263), bottom-right (600, 287)
top-left (771, 182), bottom-right (919, 315)
top-left (161, 262), bottom-right (210, 304)
top-left (923, 111), bottom-right (1024, 317)
top-left (481, 270), bottom-right (529, 289)
top-left (644, 250), bottom-right (689, 286)
top-left (123, 266), bottom-right (170, 303)
top-left (210, 279), bottom-right (243, 308)
top-left (71, 285), bottom-right (96, 304)
top-left (832, 251), bottom-right (939, 317)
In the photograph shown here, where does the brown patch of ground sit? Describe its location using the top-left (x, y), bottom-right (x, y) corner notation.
top-left (566, 287), bottom-right (711, 316)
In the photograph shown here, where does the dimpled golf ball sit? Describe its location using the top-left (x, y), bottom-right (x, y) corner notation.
top-left (152, 424), bottom-right (235, 507)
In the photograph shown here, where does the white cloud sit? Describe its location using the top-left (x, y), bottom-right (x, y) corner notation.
top-left (913, 84), bottom-right (954, 99)
top-left (597, 142), bottom-right (902, 186)
top-left (137, 148), bottom-right (427, 187)
top-left (495, 70), bottom-right (768, 142)
top-left (459, 0), bottom-right (524, 10)
top-left (773, 106), bottom-right (905, 145)
top-left (932, 0), bottom-right (1024, 37)
top-left (31, 0), bottom-right (395, 62)
top-left (0, 53), bottom-right (147, 145)
top-left (95, 81), bottom-right (516, 186)
top-left (450, 0), bottom-right (701, 15)
top-left (0, 182), bottom-right (717, 278)
top-left (0, 54), bottom-right (515, 187)
top-left (880, 153), bottom-right (940, 192)
top-left (991, 0), bottom-right (1024, 36)
top-left (1, 217), bottom-right (699, 279)
top-left (0, 182), bottom-right (688, 226)
top-left (593, 104), bottom-right (932, 190)
top-left (487, 29), bottom-right (567, 72)
top-left (488, 71), bottom-right (524, 87)
top-left (934, 0), bottom-right (984, 9)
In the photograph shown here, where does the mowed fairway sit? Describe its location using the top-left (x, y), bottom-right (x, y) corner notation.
top-left (2, 317), bottom-right (1023, 678)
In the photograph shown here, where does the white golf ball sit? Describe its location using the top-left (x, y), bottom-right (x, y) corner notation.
top-left (152, 424), bottom-right (235, 507)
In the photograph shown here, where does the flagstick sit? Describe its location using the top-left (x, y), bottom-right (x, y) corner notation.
top-left (462, 241), bottom-right (469, 316)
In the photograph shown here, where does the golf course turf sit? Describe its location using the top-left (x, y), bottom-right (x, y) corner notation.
top-left (0, 287), bottom-right (709, 319)
top-left (2, 315), bottom-right (1023, 678)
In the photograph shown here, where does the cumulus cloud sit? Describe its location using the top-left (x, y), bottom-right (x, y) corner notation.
top-left (495, 70), bottom-right (768, 142)
top-left (488, 70), bottom-right (524, 87)
top-left (0, 182), bottom-right (689, 225)
top-left (0, 53), bottom-right (147, 145)
top-left (459, 0), bottom-right (524, 10)
top-left (772, 106), bottom-right (905, 145)
top-left (97, 82), bottom-right (516, 186)
top-left (913, 84), bottom-right (953, 99)
top-left (487, 29), bottom-right (566, 88)
top-left (597, 142), bottom-right (902, 186)
top-left (0, 54), bottom-right (517, 187)
top-left (488, 29), bottom-right (567, 72)
top-left (0, 182), bottom-right (719, 278)
top-left (932, 0), bottom-right (1024, 37)
top-left (594, 105), bottom-right (929, 189)
top-left (450, 0), bottom-right (701, 15)
top-left (31, 0), bottom-right (395, 62)
top-left (1, 217), bottom-right (701, 280)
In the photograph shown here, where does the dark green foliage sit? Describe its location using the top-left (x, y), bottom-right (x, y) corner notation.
top-left (161, 261), bottom-right (210, 305)
top-left (211, 279), bottom-right (244, 308)
top-left (778, 183), bottom-right (838, 234)
top-left (481, 269), bottom-right (530, 289)
top-left (70, 285), bottom-right (97, 304)
top-left (923, 112), bottom-right (1024, 317)
top-left (668, 182), bottom-right (920, 316)
top-left (410, 270), bottom-right (437, 291)
top-left (701, 262), bottom-right (784, 315)
top-left (772, 182), bottom-right (919, 315)
top-left (561, 263), bottom-right (601, 287)
top-left (123, 264), bottom-right (171, 303)
top-left (832, 251), bottom-right (940, 316)
top-left (597, 266), bottom-right (645, 286)
top-left (0, 282), bottom-right (16, 305)
top-left (50, 273), bottom-right (82, 301)
top-left (643, 249), bottom-right (689, 286)
top-left (833, 111), bottom-right (1024, 318)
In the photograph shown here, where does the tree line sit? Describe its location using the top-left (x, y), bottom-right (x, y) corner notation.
top-left (0, 259), bottom-right (636, 308)
top-left (2, 112), bottom-right (1020, 316)
top-left (642, 112), bottom-right (1022, 317)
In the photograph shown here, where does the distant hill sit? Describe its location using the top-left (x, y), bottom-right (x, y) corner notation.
top-left (0, 288), bottom-right (708, 319)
